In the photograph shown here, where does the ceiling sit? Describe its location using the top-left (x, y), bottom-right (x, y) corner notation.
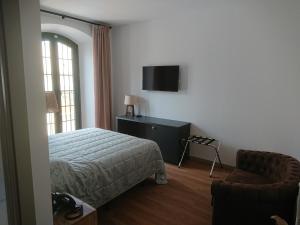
top-left (40, 0), bottom-right (204, 26)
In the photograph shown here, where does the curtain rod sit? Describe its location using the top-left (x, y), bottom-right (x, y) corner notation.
top-left (40, 9), bottom-right (112, 29)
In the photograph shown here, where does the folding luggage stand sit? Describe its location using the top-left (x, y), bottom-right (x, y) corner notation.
top-left (178, 135), bottom-right (223, 177)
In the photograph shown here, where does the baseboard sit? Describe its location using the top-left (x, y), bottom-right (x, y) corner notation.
top-left (189, 156), bottom-right (235, 170)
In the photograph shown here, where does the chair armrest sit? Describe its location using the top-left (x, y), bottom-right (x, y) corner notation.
top-left (211, 180), bottom-right (298, 203)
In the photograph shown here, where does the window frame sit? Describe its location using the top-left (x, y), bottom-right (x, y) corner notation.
top-left (42, 32), bottom-right (82, 133)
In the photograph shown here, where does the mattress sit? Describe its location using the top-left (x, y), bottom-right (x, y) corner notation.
top-left (49, 128), bottom-right (167, 208)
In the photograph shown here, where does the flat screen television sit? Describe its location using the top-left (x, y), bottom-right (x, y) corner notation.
top-left (142, 65), bottom-right (179, 92)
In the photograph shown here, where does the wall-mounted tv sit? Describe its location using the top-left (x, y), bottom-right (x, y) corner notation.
top-left (142, 65), bottom-right (179, 92)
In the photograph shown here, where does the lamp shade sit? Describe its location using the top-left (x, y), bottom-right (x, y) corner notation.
top-left (46, 92), bottom-right (59, 113)
top-left (124, 95), bottom-right (137, 105)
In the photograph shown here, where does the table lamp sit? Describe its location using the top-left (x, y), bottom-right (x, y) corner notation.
top-left (124, 95), bottom-right (137, 117)
top-left (46, 91), bottom-right (59, 113)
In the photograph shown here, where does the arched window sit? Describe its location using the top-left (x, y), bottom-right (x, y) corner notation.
top-left (42, 32), bottom-right (81, 135)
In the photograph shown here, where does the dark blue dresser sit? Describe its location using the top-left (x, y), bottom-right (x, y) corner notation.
top-left (116, 115), bottom-right (191, 165)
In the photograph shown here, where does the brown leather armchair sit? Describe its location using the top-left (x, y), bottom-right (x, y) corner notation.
top-left (211, 150), bottom-right (300, 225)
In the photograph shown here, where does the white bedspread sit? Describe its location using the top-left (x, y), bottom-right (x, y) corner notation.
top-left (49, 128), bottom-right (167, 207)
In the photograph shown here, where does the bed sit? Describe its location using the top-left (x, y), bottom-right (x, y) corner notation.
top-left (49, 128), bottom-right (167, 208)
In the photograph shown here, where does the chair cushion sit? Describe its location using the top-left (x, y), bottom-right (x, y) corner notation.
top-left (225, 169), bottom-right (274, 185)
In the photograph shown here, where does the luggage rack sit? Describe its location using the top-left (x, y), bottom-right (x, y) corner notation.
top-left (178, 135), bottom-right (223, 177)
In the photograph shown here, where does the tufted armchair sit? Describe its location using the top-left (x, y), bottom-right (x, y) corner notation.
top-left (211, 150), bottom-right (300, 225)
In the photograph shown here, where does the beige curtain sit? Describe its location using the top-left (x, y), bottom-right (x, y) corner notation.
top-left (93, 25), bottom-right (112, 130)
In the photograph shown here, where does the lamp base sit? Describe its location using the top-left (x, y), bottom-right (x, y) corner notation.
top-left (125, 105), bottom-right (135, 117)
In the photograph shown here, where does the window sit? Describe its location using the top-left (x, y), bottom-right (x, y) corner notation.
top-left (42, 33), bottom-right (81, 135)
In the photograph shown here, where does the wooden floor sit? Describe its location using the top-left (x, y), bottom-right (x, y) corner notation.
top-left (98, 160), bottom-right (230, 225)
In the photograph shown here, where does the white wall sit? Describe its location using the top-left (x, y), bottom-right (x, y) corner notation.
top-left (112, 0), bottom-right (300, 166)
top-left (41, 13), bottom-right (95, 128)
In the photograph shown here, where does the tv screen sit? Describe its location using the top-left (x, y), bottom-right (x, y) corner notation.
top-left (142, 66), bottom-right (179, 92)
